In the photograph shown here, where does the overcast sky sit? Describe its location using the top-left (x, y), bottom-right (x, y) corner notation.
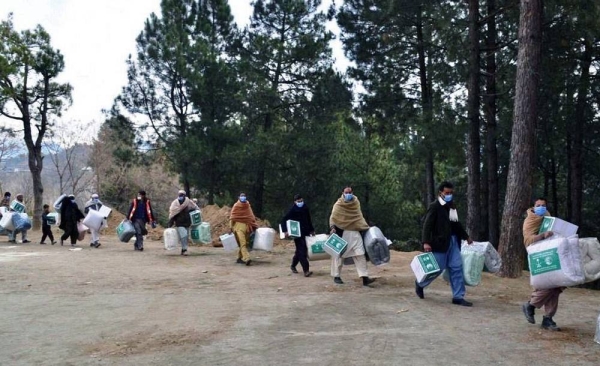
top-left (0, 0), bottom-right (346, 132)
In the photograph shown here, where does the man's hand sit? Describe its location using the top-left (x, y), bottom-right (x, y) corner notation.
top-left (467, 237), bottom-right (473, 245)
top-left (330, 227), bottom-right (336, 235)
top-left (284, 232), bottom-right (289, 238)
top-left (543, 231), bottom-right (554, 239)
top-left (151, 221), bottom-right (157, 229)
top-left (423, 243), bottom-right (432, 252)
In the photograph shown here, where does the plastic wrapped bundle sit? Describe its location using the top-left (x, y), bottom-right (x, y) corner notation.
top-left (12, 213), bottom-right (32, 231)
top-left (253, 228), bottom-right (275, 251)
top-left (462, 241), bottom-right (502, 273)
top-left (578, 237), bottom-right (600, 283)
top-left (83, 210), bottom-right (105, 231)
top-left (116, 220), bottom-right (135, 243)
top-left (77, 222), bottom-right (88, 241)
top-left (164, 228), bottom-right (180, 250)
top-left (461, 246), bottom-right (485, 286)
top-left (220, 233), bottom-right (238, 252)
top-left (306, 234), bottom-right (329, 261)
top-left (595, 313), bottom-right (600, 345)
top-left (363, 226), bottom-right (390, 266)
top-left (0, 212), bottom-right (15, 231)
top-left (527, 236), bottom-right (585, 289)
top-left (199, 222), bottom-right (211, 244)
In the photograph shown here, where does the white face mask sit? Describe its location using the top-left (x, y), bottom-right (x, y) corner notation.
top-left (137, 196), bottom-right (142, 200)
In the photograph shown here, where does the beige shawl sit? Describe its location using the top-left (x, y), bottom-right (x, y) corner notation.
top-left (523, 208), bottom-right (550, 247)
top-left (168, 197), bottom-right (198, 220)
top-left (329, 195), bottom-right (369, 231)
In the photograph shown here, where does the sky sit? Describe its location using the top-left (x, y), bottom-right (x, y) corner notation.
top-left (0, 0), bottom-right (347, 133)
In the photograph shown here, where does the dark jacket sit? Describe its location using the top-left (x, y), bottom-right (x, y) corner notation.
top-left (422, 200), bottom-right (469, 253)
top-left (42, 212), bottom-right (51, 229)
top-left (128, 198), bottom-right (154, 223)
top-left (168, 208), bottom-right (192, 228)
top-left (59, 198), bottom-right (84, 235)
top-left (280, 204), bottom-right (314, 236)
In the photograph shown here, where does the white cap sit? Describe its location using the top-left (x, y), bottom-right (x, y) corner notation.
top-left (92, 194), bottom-right (99, 199)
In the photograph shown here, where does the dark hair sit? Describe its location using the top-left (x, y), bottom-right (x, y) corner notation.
top-left (535, 197), bottom-right (547, 203)
top-left (4, 192), bottom-right (10, 197)
top-left (239, 192), bottom-right (246, 196)
top-left (294, 194), bottom-right (302, 201)
top-left (438, 181), bottom-right (454, 192)
top-left (43, 204), bottom-right (49, 209)
top-left (139, 190), bottom-right (146, 196)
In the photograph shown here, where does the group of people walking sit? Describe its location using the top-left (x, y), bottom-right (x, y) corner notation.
top-left (1, 181), bottom-right (565, 331)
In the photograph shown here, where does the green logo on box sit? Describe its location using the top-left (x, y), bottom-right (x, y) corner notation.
top-left (529, 248), bottom-right (561, 276)
top-left (417, 253), bottom-right (440, 273)
top-left (191, 229), bottom-right (200, 240)
top-left (538, 217), bottom-right (554, 234)
top-left (312, 242), bottom-right (325, 254)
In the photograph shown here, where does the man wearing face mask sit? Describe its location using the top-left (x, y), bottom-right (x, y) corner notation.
top-left (229, 192), bottom-right (258, 265)
top-left (417, 181), bottom-right (473, 306)
top-left (329, 186), bottom-right (376, 287)
top-left (280, 194), bottom-right (315, 277)
top-left (521, 197), bottom-right (562, 331)
top-left (128, 190), bottom-right (156, 252)
top-left (9, 194), bottom-right (30, 243)
top-left (168, 190), bottom-right (200, 256)
top-left (84, 193), bottom-right (103, 248)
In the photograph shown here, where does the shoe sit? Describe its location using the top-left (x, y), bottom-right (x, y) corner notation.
top-left (245, 259), bottom-right (252, 266)
top-left (51, 241), bottom-right (57, 245)
top-left (22, 240), bottom-right (31, 243)
top-left (522, 302), bottom-right (535, 324)
top-left (139, 247), bottom-right (144, 252)
top-left (181, 249), bottom-right (188, 256)
top-left (415, 281), bottom-right (424, 299)
top-left (290, 265), bottom-right (298, 274)
top-left (60, 239), bottom-right (64, 246)
top-left (304, 271), bottom-right (313, 277)
top-left (334, 277), bottom-right (344, 284)
top-left (71, 244), bottom-right (76, 247)
top-left (362, 277), bottom-right (376, 287)
top-left (40, 242), bottom-right (46, 245)
top-left (452, 298), bottom-right (473, 307)
top-left (541, 316), bottom-right (561, 331)
top-left (8, 240), bottom-right (16, 243)
top-left (94, 242), bottom-right (101, 248)
top-left (90, 243), bottom-right (95, 247)
top-left (236, 258), bottom-right (245, 264)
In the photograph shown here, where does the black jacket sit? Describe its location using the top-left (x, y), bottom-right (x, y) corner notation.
top-left (168, 208), bottom-right (192, 228)
top-left (59, 198), bottom-right (84, 235)
top-left (280, 204), bottom-right (314, 236)
top-left (422, 200), bottom-right (469, 253)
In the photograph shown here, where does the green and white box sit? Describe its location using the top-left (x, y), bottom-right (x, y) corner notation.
top-left (190, 225), bottom-right (201, 244)
top-left (286, 220), bottom-right (301, 238)
top-left (10, 200), bottom-right (25, 213)
top-left (411, 253), bottom-right (441, 283)
top-left (46, 212), bottom-right (59, 226)
top-left (538, 216), bottom-right (578, 237)
top-left (189, 210), bottom-right (202, 226)
top-left (306, 234), bottom-right (329, 261)
top-left (323, 233), bottom-right (347, 258)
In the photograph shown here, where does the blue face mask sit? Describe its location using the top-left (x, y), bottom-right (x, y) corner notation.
top-left (534, 206), bottom-right (547, 216)
top-left (70, 199), bottom-right (76, 204)
top-left (296, 202), bottom-right (304, 208)
top-left (443, 194), bottom-right (453, 202)
top-left (240, 196), bottom-right (247, 203)
top-left (92, 198), bottom-right (99, 203)
top-left (344, 193), bottom-right (353, 202)
top-left (178, 196), bottom-right (185, 203)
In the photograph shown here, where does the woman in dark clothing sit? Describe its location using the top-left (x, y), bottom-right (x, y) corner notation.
top-left (280, 194), bottom-right (315, 277)
top-left (59, 195), bottom-right (84, 246)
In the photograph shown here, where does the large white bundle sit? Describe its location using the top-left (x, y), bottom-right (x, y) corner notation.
top-left (0, 212), bottom-right (15, 231)
top-left (164, 228), bottom-right (180, 250)
top-left (595, 313), bottom-right (600, 345)
top-left (53, 194), bottom-right (66, 210)
top-left (83, 210), bottom-right (105, 231)
top-left (578, 237), bottom-right (600, 283)
top-left (363, 226), bottom-right (390, 266)
top-left (253, 228), bottom-right (275, 251)
top-left (462, 241), bottom-right (502, 273)
top-left (527, 236), bottom-right (585, 289)
top-left (306, 234), bottom-right (329, 261)
top-left (220, 233), bottom-right (238, 252)
top-left (461, 246), bottom-right (485, 286)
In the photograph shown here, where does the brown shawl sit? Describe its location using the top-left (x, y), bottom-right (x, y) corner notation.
top-left (169, 197), bottom-right (198, 219)
top-left (230, 200), bottom-right (258, 229)
top-left (329, 195), bottom-right (369, 232)
top-left (523, 208), bottom-right (551, 247)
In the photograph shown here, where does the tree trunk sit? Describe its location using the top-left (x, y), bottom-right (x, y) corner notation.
top-left (551, 157), bottom-right (559, 216)
top-left (485, 0), bottom-right (500, 247)
top-left (417, 7), bottom-right (435, 206)
top-left (466, 0), bottom-right (481, 240)
top-left (569, 40), bottom-right (592, 227)
top-left (498, 0), bottom-right (542, 278)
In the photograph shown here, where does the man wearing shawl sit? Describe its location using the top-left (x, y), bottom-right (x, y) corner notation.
top-left (521, 197), bottom-right (561, 331)
top-left (84, 193), bottom-right (103, 248)
top-left (417, 181), bottom-right (473, 306)
top-left (230, 192), bottom-right (258, 265)
top-left (329, 186), bottom-right (376, 287)
top-left (168, 190), bottom-right (200, 256)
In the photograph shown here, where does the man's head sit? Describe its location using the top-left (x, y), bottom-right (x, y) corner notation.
top-left (178, 190), bottom-right (186, 202)
top-left (16, 194), bottom-right (23, 202)
top-left (92, 193), bottom-right (99, 202)
top-left (438, 181), bottom-right (454, 202)
top-left (294, 194), bottom-right (304, 207)
top-left (239, 192), bottom-right (247, 203)
top-left (533, 197), bottom-right (547, 216)
top-left (138, 190), bottom-right (146, 200)
top-left (3, 192), bottom-right (10, 200)
top-left (342, 186), bottom-right (353, 202)
top-left (43, 204), bottom-right (49, 211)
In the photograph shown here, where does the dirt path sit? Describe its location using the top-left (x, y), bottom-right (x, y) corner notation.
top-left (0, 230), bottom-right (599, 366)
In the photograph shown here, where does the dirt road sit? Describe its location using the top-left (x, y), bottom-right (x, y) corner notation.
top-left (1, 231), bottom-right (598, 365)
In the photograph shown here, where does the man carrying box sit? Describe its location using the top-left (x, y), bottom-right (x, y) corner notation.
top-left (417, 181), bottom-right (473, 306)
top-left (521, 197), bottom-right (562, 331)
